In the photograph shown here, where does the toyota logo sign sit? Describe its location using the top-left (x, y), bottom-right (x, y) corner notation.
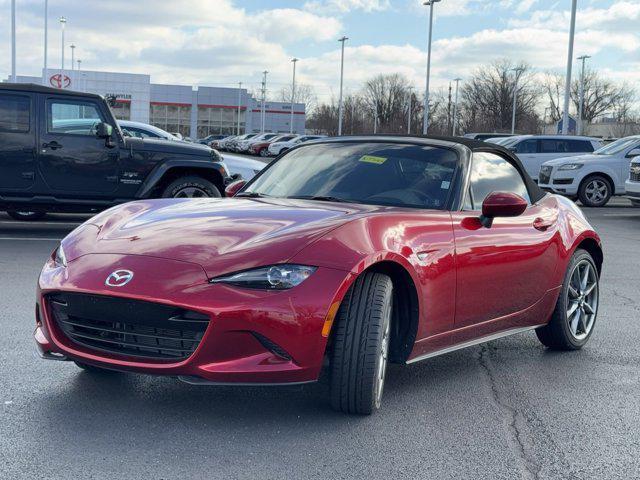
top-left (105, 269), bottom-right (134, 287)
top-left (49, 74), bottom-right (71, 89)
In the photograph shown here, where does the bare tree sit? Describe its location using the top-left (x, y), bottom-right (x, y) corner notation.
top-left (278, 84), bottom-right (318, 115)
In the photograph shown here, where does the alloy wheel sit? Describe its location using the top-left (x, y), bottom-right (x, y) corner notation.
top-left (173, 186), bottom-right (210, 198)
top-left (566, 259), bottom-right (598, 340)
top-left (584, 179), bottom-right (609, 205)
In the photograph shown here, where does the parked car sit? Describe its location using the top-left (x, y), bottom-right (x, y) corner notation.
top-left (539, 135), bottom-right (640, 207)
top-left (119, 120), bottom-right (181, 141)
top-left (266, 134), bottom-right (303, 156)
top-left (463, 133), bottom-right (516, 141)
top-left (237, 133), bottom-right (279, 153)
top-left (227, 133), bottom-right (257, 152)
top-left (506, 135), bottom-right (603, 181)
top-left (221, 154), bottom-right (265, 181)
top-left (0, 83), bottom-right (230, 221)
top-left (216, 135), bottom-right (237, 151)
top-left (265, 135), bottom-right (326, 157)
top-left (197, 134), bottom-right (226, 145)
top-left (485, 136), bottom-right (517, 146)
top-left (626, 159), bottom-right (640, 207)
top-left (36, 135), bottom-right (602, 415)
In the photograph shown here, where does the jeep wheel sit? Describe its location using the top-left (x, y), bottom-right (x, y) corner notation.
top-left (162, 176), bottom-right (221, 199)
top-left (6, 210), bottom-right (47, 221)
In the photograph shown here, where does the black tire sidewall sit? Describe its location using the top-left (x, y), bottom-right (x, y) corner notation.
top-left (579, 175), bottom-right (612, 207)
top-left (162, 176), bottom-right (221, 198)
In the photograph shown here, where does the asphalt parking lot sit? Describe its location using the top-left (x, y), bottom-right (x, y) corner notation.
top-left (1, 198), bottom-right (638, 480)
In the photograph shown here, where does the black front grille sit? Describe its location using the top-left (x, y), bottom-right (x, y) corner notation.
top-left (631, 169), bottom-right (640, 182)
top-left (539, 167), bottom-right (552, 185)
top-left (48, 292), bottom-right (210, 361)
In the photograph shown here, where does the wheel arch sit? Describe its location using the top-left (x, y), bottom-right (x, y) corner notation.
top-left (136, 161), bottom-right (226, 198)
top-left (579, 171), bottom-right (616, 195)
top-left (575, 236), bottom-right (603, 276)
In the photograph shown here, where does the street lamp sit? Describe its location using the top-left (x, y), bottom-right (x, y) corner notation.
top-left (337, 36), bottom-right (348, 136)
top-left (43, 0), bottom-right (48, 84)
top-left (237, 81), bottom-right (242, 135)
top-left (407, 86), bottom-right (413, 134)
top-left (290, 58), bottom-right (298, 134)
top-left (77, 59), bottom-right (82, 71)
top-left (59, 16), bottom-right (67, 76)
top-left (70, 44), bottom-right (76, 71)
top-left (510, 67), bottom-right (524, 134)
top-left (577, 54), bottom-right (591, 136)
top-left (452, 78), bottom-right (462, 136)
top-left (422, 0), bottom-right (441, 135)
top-left (11, 0), bottom-right (16, 82)
top-left (562, 0), bottom-right (578, 135)
top-left (261, 70), bottom-right (268, 133)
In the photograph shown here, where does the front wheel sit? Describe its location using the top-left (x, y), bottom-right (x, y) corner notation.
top-left (536, 249), bottom-right (599, 350)
top-left (329, 272), bottom-right (393, 415)
top-left (578, 175), bottom-right (612, 207)
top-left (6, 210), bottom-right (47, 221)
top-left (162, 175), bottom-right (221, 198)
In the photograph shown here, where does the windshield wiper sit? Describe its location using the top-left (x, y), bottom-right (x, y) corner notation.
top-left (287, 195), bottom-right (350, 203)
top-left (235, 192), bottom-right (271, 198)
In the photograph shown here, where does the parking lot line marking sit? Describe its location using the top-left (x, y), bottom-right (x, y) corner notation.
top-left (0, 236), bottom-right (62, 241)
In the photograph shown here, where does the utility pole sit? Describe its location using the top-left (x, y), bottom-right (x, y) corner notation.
top-left (59, 16), bottom-right (66, 88)
top-left (422, 0), bottom-right (441, 135)
top-left (261, 71), bottom-right (268, 133)
top-left (373, 104), bottom-right (378, 134)
top-left (43, 0), bottom-right (48, 84)
top-left (562, 0), bottom-right (578, 135)
top-left (452, 78), bottom-right (461, 136)
top-left (237, 81), bottom-right (242, 135)
top-left (447, 82), bottom-right (452, 134)
top-left (290, 58), bottom-right (298, 134)
top-left (337, 36), bottom-right (348, 136)
top-left (11, 0), bottom-right (16, 82)
top-left (70, 44), bottom-right (75, 71)
top-left (510, 67), bottom-right (524, 134)
top-left (577, 54), bottom-right (591, 136)
top-left (407, 87), bottom-right (413, 134)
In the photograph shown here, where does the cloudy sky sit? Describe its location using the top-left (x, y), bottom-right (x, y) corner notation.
top-left (1, 0), bottom-right (638, 102)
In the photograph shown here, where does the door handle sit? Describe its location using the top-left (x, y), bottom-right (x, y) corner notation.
top-left (42, 141), bottom-right (62, 150)
top-left (533, 217), bottom-right (556, 231)
top-left (21, 172), bottom-right (35, 180)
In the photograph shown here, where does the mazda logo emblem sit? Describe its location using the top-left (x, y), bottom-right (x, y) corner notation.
top-left (105, 269), bottom-right (134, 287)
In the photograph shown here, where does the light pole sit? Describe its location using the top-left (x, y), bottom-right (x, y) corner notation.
top-left (510, 67), bottom-right (524, 134)
top-left (77, 59), bottom-right (81, 71)
top-left (577, 54), bottom-right (591, 136)
top-left (11, 0), bottom-right (16, 82)
top-left (562, 0), bottom-right (578, 135)
top-left (407, 87), bottom-right (413, 134)
top-left (237, 81), bottom-right (242, 135)
top-left (59, 16), bottom-right (66, 84)
top-left (422, 0), bottom-right (441, 135)
top-left (70, 44), bottom-right (76, 71)
top-left (43, 0), bottom-right (48, 84)
top-left (290, 58), bottom-right (298, 134)
top-left (337, 36), bottom-right (348, 136)
top-left (452, 78), bottom-right (461, 136)
top-left (261, 70), bottom-right (268, 133)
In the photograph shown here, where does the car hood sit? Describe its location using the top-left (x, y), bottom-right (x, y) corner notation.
top-left (542, 153), bottom-right (607, 167)
top-left (222, 154), bottom-right (266, 171)
top-left (125, 137), bottom-right (212, 157)
top-left (66, 198), bottom-right (375, 278)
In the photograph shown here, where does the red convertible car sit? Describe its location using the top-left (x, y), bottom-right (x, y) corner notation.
top-left (35, 136), bottom-right (602, 414)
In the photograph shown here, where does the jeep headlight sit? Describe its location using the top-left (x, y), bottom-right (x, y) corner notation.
top-left (558, 163), bottom-right (584, 171)
top-left (210, 264), bottom-right (317, 290)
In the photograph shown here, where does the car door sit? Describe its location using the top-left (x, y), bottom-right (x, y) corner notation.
top-left (0, 91), bottom-right (36, 192)
top-left (37, 95), bottom-right (119, 196)
top-left (451, 151), bottom-right (559, 332)
top-left (512, 138), bottom-right (540, 179)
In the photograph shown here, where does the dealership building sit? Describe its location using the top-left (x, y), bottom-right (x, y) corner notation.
top-left (8, 69), bottom-right (306, 139)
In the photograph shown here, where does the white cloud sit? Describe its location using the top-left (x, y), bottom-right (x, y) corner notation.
top-left (303, 0), bottom-right (391, 14)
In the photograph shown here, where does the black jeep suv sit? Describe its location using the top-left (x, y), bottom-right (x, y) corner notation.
top-left (0, 83), bottom-right (229, 220)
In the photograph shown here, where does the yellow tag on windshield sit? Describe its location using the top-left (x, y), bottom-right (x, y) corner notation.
top-left (359, 155), bottom-right (387, 165)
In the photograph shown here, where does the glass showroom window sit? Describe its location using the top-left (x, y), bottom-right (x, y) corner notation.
top-left (110, 101), bottom-right (130, 120)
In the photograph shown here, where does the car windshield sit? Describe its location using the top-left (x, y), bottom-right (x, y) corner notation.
top-left (243, 142), bottom-right (459, 209)
top-left (593, 136), bottom-right (640, 155)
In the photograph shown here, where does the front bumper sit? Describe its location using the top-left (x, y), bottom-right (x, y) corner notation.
top-left (35, 254), bottom-right (351, 384)
top-left (625, 180), bottom-right (640, 202)
top-left (538, 167), bottom-right (579, 195)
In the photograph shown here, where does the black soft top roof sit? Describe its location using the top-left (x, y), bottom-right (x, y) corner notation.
top-left (0, 83), bottom-right (104, 101)
top-left (318, 135), bottom-right (546, 204)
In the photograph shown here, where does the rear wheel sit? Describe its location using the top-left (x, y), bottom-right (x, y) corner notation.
top-left (162, 175), bottom-right (221, 198)
top-left (536, 249), bottom-right (599, 350)
top-left (330, 272), bottom-right (393, 415)
top-left (6, 210), bottom-right (47, 221)
top-left (578, 175), bottom-right (612, 207)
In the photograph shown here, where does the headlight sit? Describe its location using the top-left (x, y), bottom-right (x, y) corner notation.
top-left (210, 264), bottom-right (317, 290)
top-left (53, 244), bottom-right (67, 268)
top-left (558, 163), bottom-right (584, 171)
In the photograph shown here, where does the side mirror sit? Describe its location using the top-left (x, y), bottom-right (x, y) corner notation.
top-left (225, 179), bottom-right (247, 197)
top-left (626, 148), bottom-right (640, 158)
top-left (95, 122), bottom-right (113, 139)
top-left (479, 192), bottom-right (528, 228)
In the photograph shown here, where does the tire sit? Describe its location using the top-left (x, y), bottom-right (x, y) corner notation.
top-left (330, 272), bottom-right (393, 415)
top-left (536, 249), bottom-right (599, 350)
top-left (161, 175), bottom-right (221, 199)
top-left (6, 210), bottom-right (47, 221)
top-left (578, 175), bottom-right (612, 207)
top-left (74, 361), bottom-right (119, 374)
top-left (259, 148), bottom-right (269, 157)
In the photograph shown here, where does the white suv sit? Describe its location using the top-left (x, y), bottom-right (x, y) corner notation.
top-left (504, 135), bottom-right (602, 181)
top-left (538, 135), bottom-right (640, 207)
top-left (267, 135), bottom-right (325, 156)
top-left (625, 159), bottom-right (640, 207)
